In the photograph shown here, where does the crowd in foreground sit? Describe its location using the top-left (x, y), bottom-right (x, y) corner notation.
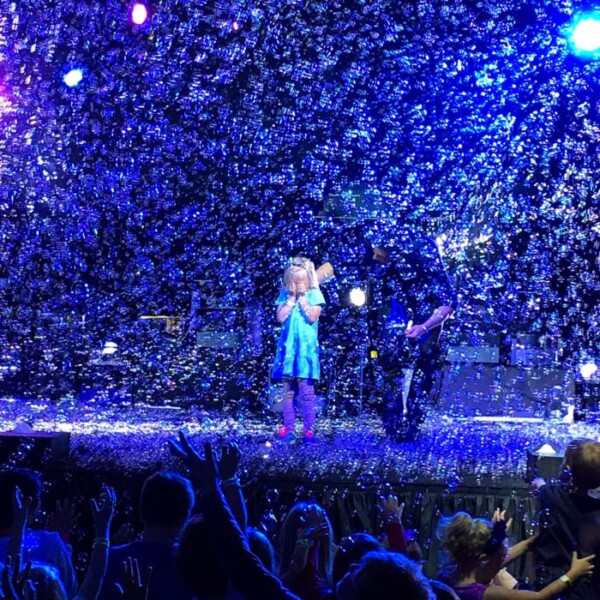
top-left (0, 436), bottom-right (598, 600)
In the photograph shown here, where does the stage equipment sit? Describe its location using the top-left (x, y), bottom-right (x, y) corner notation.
top-left (509, 334), bottom-right (557, 367)
top-left (63, 69), bottom-right (83, 87)
top-left (339, 283), bottom-right (371, 411)
top-left (574, 364), bottom-right (600, 421)
top-left (196, 331), bottom-right (242, 348)
top-left (446, 345), bottom-right (499, 364)
top-left (131, 3), bottom-right (148, 24)
top-left (445, 321), bottom-right (500, 364)
top-left (569, 12), bottom-right (600, 56)
top-left (0, 424), bottom-right (70, 467)
top-left (437, 364), bottom-right (570, 418)
top-left (101, 341), bottom-right (118, 356)
top-left (349, 287), bottom-right (367, 308)
top-left (580, 361), bottom-right (598, 379)
top-left (526, 445), bottom-right (563, 482)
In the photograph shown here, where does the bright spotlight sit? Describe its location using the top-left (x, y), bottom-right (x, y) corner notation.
top-left (580, 362), bottom-right (599, 380)
top-left (131, 3), bottom-right (149, 25)
top-left (569, 13), bottom-right (600, 56)
top-left (63, 69), bottom-right (83, 87)
top-left (349, 287), bottom-right (367, 307)
top-left (102, 341), bottom-right (118, 356)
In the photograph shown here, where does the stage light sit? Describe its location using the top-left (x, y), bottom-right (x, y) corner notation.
top-left (349, 287), bottom-right (367, 307)
top-left (63, 69), bottom-right (83, 87)
top-left (131, 3), bottom-right (148, 25)
top-left (569, 13), bottom-right (600, 56)
top-left (101, 341), bottom-right (118, 356)
top-left (579, 361), bottom-right (598, 380)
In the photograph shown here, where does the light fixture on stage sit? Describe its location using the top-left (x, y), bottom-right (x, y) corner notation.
top-left (574, 359), bottom-right (600, 421)
top-left (131, 3), bottom-right (149, 25)
top-left (63, 69), bottom-right (83, 88)
top-left (349, 287), bottom-right (367, 307)
top-left (101, 341), bottom-right (118, 356)
top-left (339, 283), bottom-right (370, 308)
top-left (580, 361), bottom-right (598, 380)
top-left (568, 12), bottom-right (600, 57)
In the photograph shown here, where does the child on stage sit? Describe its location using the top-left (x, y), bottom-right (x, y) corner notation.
top-left (272, 257), bottom-right (326, 443)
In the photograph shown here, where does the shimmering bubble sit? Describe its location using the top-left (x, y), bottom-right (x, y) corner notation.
top-left (538, 508), bottom-right (554, 530)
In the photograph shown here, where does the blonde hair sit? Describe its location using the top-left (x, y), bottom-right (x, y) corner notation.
top-left (441, 512), bottom-right (493, 567)
top-left (283, 256), bottom-right (319, 289)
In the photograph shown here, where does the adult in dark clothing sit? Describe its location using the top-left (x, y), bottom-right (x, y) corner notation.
top-left (170, 433), bottom-right (300, 600)
top-left (98, 471), bottom-right (195, 600)
top-left (368, 232), bottom-right (456, 442)
top-left (534, 441), bottom-right (600, 599)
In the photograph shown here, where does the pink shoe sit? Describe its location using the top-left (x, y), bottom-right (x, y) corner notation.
top-left (277, 427), bottom-right (295, 442)
top-left (303, 430), bottom-right (316, 444)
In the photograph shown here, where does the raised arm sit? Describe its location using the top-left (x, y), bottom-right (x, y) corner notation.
top-left (406, 305), bottom-right (454, 339)
top-left (74, 485), bottom-right (116, 600)
top-left (217, 442), bottom-right (247, 534)
top-left (169, 433), bottom-right (300, 600)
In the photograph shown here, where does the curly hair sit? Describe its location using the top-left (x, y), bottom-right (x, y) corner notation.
top-left (441, 512), bottom-right (493, 567)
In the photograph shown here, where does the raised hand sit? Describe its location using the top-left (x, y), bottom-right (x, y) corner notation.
top-left (1, 557), bottom-right (34, 600)
top-left (12, 488), bottom-right (32, 530)
top-left (169, 432), bottom-right (219, 493)
top-left (405, 323), bottom-right (427, 339)
top-left (295, 279), bottom-right (308, 295)
top-left (492, 508), bottom-right (513, 532)
top-left (91, 485), bottom-right (116, 537)
top-left (47, 498), bottom-right (81, 544)
top-left (569, 551), bottom-right (595, 581)
top-left (378, 494), bottom-right (405, 524)
top-left (217, 442), bottom-right (241, 481)
top-left (115, 558), bottom-right (152, 600)
top-left (297, 522), bottom-right (329, 544)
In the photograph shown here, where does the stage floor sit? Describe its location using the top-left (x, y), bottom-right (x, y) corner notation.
top-left (1, 396), bottom-right (598, 490)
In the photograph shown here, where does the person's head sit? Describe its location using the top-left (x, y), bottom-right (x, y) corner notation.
top-left (372, 247), bottom-right (391, 265)
top-left (176, 515), bottom-right (229, 599)
top-left (333, 533), bottom-right (382, 585)
top-left (247, 526), bottom-right (278, 574)
top-left (278, 501), bottom-right (334, 584)
top-left (568, 441), bottom-right (600, 493)
top-left (560, 438), bottom-right (595, 482)
top-left (0, 468), bottom-right (42, 530)
top-left (283, 257), bottom-right (318, 291)
top-left (28, 563), bottom-right (68, 600)
top-left (441, 512), bottom-right (508, 583)
top-left (139, 471), bottom-right (194, 532)
top-left (336, 550), bottom-right (435, 600)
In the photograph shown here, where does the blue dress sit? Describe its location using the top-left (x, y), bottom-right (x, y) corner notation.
top-left (271, 288), bottom-right (326, 381)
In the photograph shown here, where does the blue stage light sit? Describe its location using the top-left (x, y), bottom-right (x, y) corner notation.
top-left (63, 68), bottom-right (83, 87)
top-left (569, 13), bottom-right (600, 57)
